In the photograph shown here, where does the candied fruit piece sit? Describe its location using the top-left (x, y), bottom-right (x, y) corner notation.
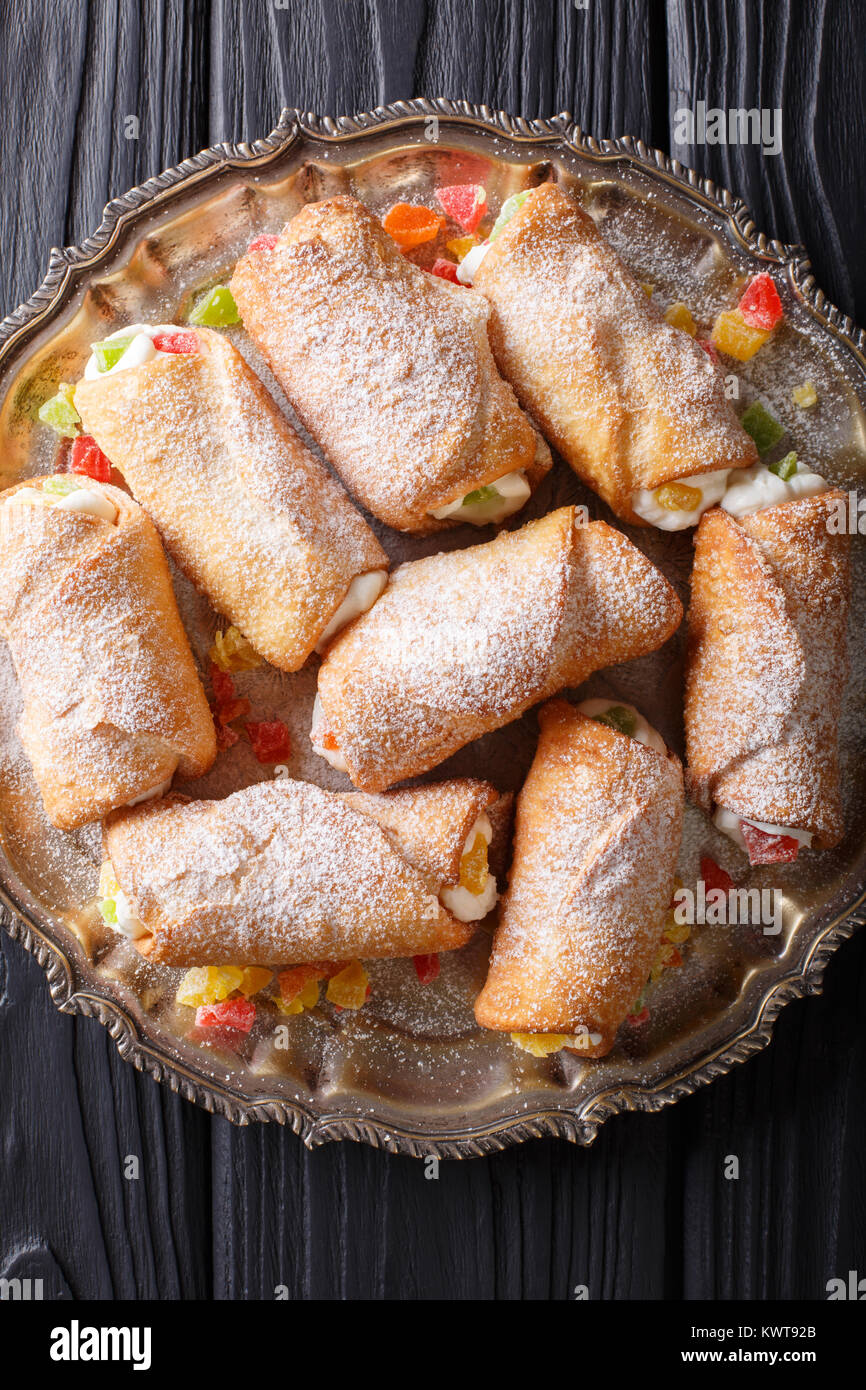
top-left (700, 856), bottom-right (735, 895)
top-left (275, 979), bottom-right (320, 1015)
top-left (792, 381), bottom-right (818, 408)
top-left (428, 258), bottom-right (460, 283)
top-left (592, 704), bottom-right (637, 737)
top-left (511, 1033), bottom-right (570, 1057)
top-left (196, 997), bottom-right (255, 1032)
top-left (769, 451), bottom-right (798, 480)
top-left (188, 285), bottom-right (240, 326)
top-left (237, 967), bottom-right (272, 997)
top-left (176, 965), bottom-right (245, 1008)
top-left (70, 434), bottom-right (112, 481)
top-left (38, 384), bottom-right (81, 436)
top-left (436, 184), bottom-right (488, 233)
top-left (209, 625), bottom-right (263, 673)
top-left (654, 482), bottom-right (703, 512)
top-left (446, 235), bottom-right (477, 259)
top-left (664, 301), bottom-right (697, 336)
top-left (413, 953), bottom-right (440, 984)
top-left (739, 821), bottom-right (800, 865)
top-left (458, 832), bottom-right (489, 894)
top-left (711, 308), bottom-right (770, 362)
top-left (382, 203), bottom-right (444, 250)
top-left (740, 400), bottom-right (785, 453)
top-left (326, 961), bottom-right (370, 1009)
top-left (737, 273), bottom-right (783, 331)
top-left (246, 719), bottom-right (291, 764)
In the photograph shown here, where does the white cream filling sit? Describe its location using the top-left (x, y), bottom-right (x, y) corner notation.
top-left (125, 777), bottom-right (173, 808)
top-left (456, 242), bottom-right (491, 285)
top-left (577, 698), bottom-right (667, 755)
top-left (439, 813), bottom-right (497, 922)
top-left (3, 482), bottom-right (117, 523)
top-left (430, 469), bottom-right (531, 525)
top-left (315, 570), bottom-right (388, 654)
top-left (632, 457), bottom-right (828, 530)
top-left (713, 806), bottom-right (813, 851)
top-left (83, 323), bottom-right (181, 380)
top-left (720, 462), bottom-right (827, 518)
top-left (310, 692), bottom-right (348, 772)
top-left (631, 468), bottom-right (731, 530)
top-left (112, 889), bottom-right (149, 941)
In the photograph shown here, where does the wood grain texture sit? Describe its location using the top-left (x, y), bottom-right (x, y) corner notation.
top-left (0, 0), bottom-right (864, 1302)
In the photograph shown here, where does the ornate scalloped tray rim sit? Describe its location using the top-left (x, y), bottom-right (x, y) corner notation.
top-left (1, 98), bottom-right (865, 1157)
top-left (3, 875), bottom-right (864, 1157)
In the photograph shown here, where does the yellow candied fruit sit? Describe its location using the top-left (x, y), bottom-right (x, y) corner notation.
top-left (175, 965), bottom-right (245, 1008)
top-left (511, 1032), bottom-right (571, 1057)
top-left (711, 307), bottom-right (771, 362)
top-left (98, 861), bottom-right (119, 899)
top-left (209, 624), bottom-right (263, 673)
top-left (641, 282), bottom-right (655, 298)
top-left (650, 941), bottom-right (681, 983)
top-left (663, 915), bottom-right (691, 946)
top-left (664, 301), bottom-right (697, 336)
top-left (447, 235), bottom-right (476, 259)
top-left (458, 832), bottom-right (489, 895)
top-left (237, 967), bottom-right (273, 997)
top-left (654, 482), bottom-right (703, 513)
top-left (275, 979), bottom-right (320, 1015)
top-left (792, 381), bottom-right (818, 408)
top-left (326, 961), bottom-right (369, 1010)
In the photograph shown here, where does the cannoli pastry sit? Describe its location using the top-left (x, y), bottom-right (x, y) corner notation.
top-left (0, 475), bottom-right (216, 830)
top-left (229, 196), bottom-right (551, 533)
top-left (98, 777), bottom-right (502, 966)
top-left (685, 489), bottom-right (850, 863)
top-left (463, 183), bottom-right (759, 529)
top-left (313, 505), bottom-right (683, 791)
top-left (74, 324), bottom-right (388, 670)
top-left (474, 698), bottom-right (684, 1056)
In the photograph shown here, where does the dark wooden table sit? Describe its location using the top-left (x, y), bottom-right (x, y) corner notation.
top-left (1, 0), bottom-right (864, 1302)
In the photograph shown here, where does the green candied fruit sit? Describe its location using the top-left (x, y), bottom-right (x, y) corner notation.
top-left (91, 336), bottom-right (136, 373)
top-left (592, 704), bottom-right (637, 737)
top-left (188, 285), bottom-right (241, 327)
top-left (98, 896), bottom-right (118, 926)
top-left (462, 484), bottom-right (500, 508)
top-left (37, 385), bottom-right (80, 436)
top-left (769, 450), bottom-right (798, 481)
top-left (43, 477), bottom-right (82, 496)
top-left (488, 190), bottom-right (532, 242)
top-left (740, 400), bottom-right (785, 454)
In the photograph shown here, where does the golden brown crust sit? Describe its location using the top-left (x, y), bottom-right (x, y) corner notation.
top-left (474, 183), bottom-right (758, 522)
top-left (684, 491), bottom-right (850, 846)
top-left (0, 479), bottom-right (215, 830)
top-left (75, 328), bottom-right (386, 672)
top-left (230, 196), bottom-right (549, 533)
top-left (339, 779), bottom-right (499, 893)
top-left (102, 779), bottom-right (488, 966)
top-left (316, 506), bottom-right (683, 791)
top-left (474, 700), bottom-right (684, 1055)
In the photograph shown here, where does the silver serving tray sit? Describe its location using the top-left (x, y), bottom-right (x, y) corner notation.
top-left (1, 100), bottom-right (864, 1157)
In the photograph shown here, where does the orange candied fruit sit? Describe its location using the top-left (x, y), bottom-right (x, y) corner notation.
top-left (654, 482), bottom-right (703, 513)
top-left (710, 307), bottom-right (771, 362)
top-left (664, 301), bottom-right (697, 336)
top-left (458, 832), bottom-right (489, 895)
top-left (326, 961), bottom-right (370, 1010)
top-left (382, 202), bottom-right (445, 250)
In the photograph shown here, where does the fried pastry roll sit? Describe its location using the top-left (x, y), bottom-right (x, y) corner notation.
top-left (312, 505), bottom-right (683, 791)
top-left (229, 196), bottom-right (551, 533)
top-left (467, 183), bottom-right (759, 529)
top-left (74, 324), bottom-right (388, 670)
top-left (474, 698), bottom-right (684, 1056)
top-left (685, 491), bottom-right (850, 863)
top-left (0, 476), bottom-right (216, 830)
top-left (99, 777), bottom-right (503, 966)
